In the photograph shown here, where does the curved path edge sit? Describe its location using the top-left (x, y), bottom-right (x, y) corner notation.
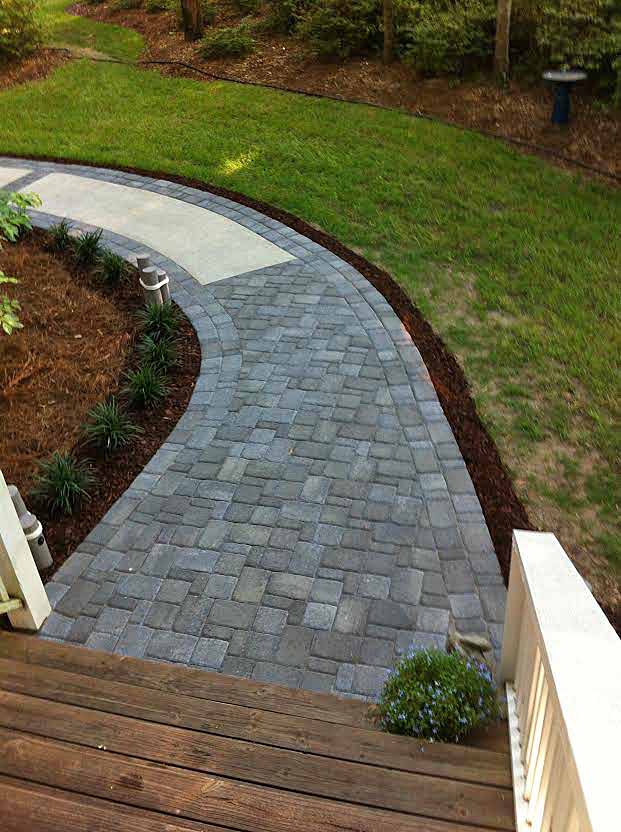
top-left (1, 157), bottom-right (505, 699)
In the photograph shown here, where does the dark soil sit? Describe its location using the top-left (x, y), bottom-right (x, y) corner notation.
top-left (73, 1), bottom-right (621, 182)
top-left (0, 229), bottom-right (201, 578)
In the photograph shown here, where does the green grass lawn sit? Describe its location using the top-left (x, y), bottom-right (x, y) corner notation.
top-left (3, 1), bottom-right (621, 589)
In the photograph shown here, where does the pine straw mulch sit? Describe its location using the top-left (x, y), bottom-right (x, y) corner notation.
top-left (0, 229), bottom-right (200, 575)
top-left (73, 1), bottom-right (621, 182)
top-left (0, 49), bottom-right (68, 92)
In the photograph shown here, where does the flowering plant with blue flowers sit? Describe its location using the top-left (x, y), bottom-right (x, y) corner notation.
top-left (377, 648), bottom-right (499, 743)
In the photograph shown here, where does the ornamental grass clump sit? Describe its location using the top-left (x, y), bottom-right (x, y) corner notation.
top-left (47, 218), bottom-right (73, 253)
top-left (34, 452), bottom-right (94, 516)
top-left (83, 398), bottom-right (143, 452)
top-left (377, 648), bottom-right (499, 743)
top-left (137, 300), bottom-right (181, 342)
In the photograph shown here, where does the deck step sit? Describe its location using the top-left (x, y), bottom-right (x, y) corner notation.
top-left (0, 632), bottom-right (515, 831)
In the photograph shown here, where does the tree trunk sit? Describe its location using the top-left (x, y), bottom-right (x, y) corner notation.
top-left (180, 0), bottom-right (203, 42)
top-left (383, 0), bottom-right (395, 65)
top-left (494, 0), bottom-right (512, 80)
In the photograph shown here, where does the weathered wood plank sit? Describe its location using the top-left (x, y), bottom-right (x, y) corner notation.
top-left (0, 728), bottom-right (510, 832)
top-left (0, 774), bottom-right (233, 832)
top-left (0, 689), bottom-right (514, 827)
top-left (0, 655), bottom-right (512, 787)
top-left (0, 632), bottom-right (369, 727)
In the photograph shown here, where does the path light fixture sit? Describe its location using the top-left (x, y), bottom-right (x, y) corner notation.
top-left (542, 69), bottom-right (587, 125)
top-left (8, 484), bottom-right (52, 570)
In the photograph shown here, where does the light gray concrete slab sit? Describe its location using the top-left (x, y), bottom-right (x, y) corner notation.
top-left (24, 173), bottom-right (294, 284)
top-left (0, 166), bottom-right (31, 187)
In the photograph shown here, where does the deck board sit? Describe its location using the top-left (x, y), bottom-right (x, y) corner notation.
top-left (0, 632), bottom-right (514, 831)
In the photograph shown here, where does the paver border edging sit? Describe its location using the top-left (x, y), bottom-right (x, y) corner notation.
top-left (1, 153), bottom-right (531, 585)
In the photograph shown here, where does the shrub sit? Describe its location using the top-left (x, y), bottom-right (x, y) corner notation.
top-left (47, 218), bottom-right (73, 253)
top-left (0, 0), bottom-right (42, 61)
top-left (112, 0), bottom-right (142, 9)
top-left (145, 0), bottom-right (168, 10)
top-left (535, 0), bottom-right (621, 97)
top-left (124, 362), bottom-right (170, 408)
top-left (99, 250), bottom-right (128, 285)
top-left (297, 0), bottom-right (380, 58)
top-left (264, 0), bottom-right (310, 33)
top-left (377, 648), bottom-right (499, 743)
top-left (234, 0), bottom-right (260, 15)
top-left (397, 0), bottom-right (496, 75)
top-left (137, 333), bottom-right (178, 370)
top-left (83, 397), bottom-right (143, 452)
top-left (0, 272), bottom-right (22, 335)
top-left (200, 24), bottom-right (256, 58)
top-left (138, 300), bottom-right (181, 341)
top-left (73, 228), bottom-right (103, 269)
top-left (0, 191), bottom-right (41, 247)
top-left (34, 452), bottom-right (94, 515)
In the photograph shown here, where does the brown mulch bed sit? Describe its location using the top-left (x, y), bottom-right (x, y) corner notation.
top-left (0, 49), bottom-right (68, 92)
top-left (73, 1), bottom-right (621, 182)
top-left (0, 229), bottom-right (200, 577)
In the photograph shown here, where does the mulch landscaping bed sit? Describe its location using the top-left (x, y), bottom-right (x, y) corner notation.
top-left (0, 228), bottom-right (200, 577)
top-left (73, 1), bottom-right (621, 182)
top-left (0, 49), bottom-right (68, 93)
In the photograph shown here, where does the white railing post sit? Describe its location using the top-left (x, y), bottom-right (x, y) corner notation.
top-left (0, 468), bottom-right (51, 630)
top-left (501, 529), bottom-right (621, 832)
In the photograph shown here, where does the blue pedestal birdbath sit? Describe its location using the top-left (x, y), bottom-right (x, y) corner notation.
top-left (542, 70), bottom-right (587, 125)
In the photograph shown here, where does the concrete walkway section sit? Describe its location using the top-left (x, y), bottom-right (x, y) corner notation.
top-left (1, 157), bottom-right (506, 700)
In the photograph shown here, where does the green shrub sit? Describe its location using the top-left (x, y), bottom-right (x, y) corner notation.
top-left (47, 218), bottom-right (73, 253)
top-left (124, 362), bottom-right (170, 408)
top-left (0, 191), bottom-right (41, 247)
top-left (83, 398), bottom-right (143, 452)
top-left (297, 0), bottom-right (380, 58)
top-left (200, 24), bottom-right (256, 58)
top-left (138, 300), bottom-right (181, 341)
top-left (397, 0), bottom-right (496, 75)
top-left (535, 0), bottom-right (621, 96)
top-left (0, 0), bottom-right (42, 61)
top-left (0, 272), bottom-right (22, 335)
top-left (99, 250), bottom-right (128, 285)
top-left (264, 0), bottom-right (310, 33)
top-left (377, 649), bottom-right (499, 743)
top-left (137, 333), bottom-right (178, 370)
top-left (234, 0), bottom-right (260, 15)
top-left (34, 452), bottom-right (94, 515)
top-left (73, 229), bottom-right (103, 269)
top-left (145, 0), bottom-right (168, 10)
top-left (112, 0), bottom-right (142, 10)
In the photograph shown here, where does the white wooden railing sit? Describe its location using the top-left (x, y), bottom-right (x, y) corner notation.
top-left (0, 469), bottom-right (50, 631)
top-left (500, 530), bottom-right (621, 832)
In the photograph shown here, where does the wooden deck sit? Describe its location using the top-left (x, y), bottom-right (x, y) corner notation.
top-left (0, 631), bottom-right (514, 831)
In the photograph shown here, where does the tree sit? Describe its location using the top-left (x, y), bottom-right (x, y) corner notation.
top-left (494, 0), bottom-right (512, 79)
top-left (383, 0), bottom-right (395, 64)
top-left (180, 0), bottom-right (203, 42)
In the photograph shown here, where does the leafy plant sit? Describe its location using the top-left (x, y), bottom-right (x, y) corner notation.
top-left (0, 0), bottom-right (42, 60)
top-left (377, 648), bottom-right (499, 743)
top-left (0, 272), bottom-right (22, 335)
top-left (34, 452), bottom-right (94, 516)
top-left (200, 24), bottom-right (256, 58)
top-left (73, 228), bottom-right (103, 269)
top-left (99, 250), bottom-right (128, 285)
top-left (0, 191), bottom-right (41, 247)
top-left (137, 333), bottom-right (178, 370)
top-left (297, 0), bottom-right (380, 58)
top-left (47, 218), bottom-right (73, 253)
top-left (145, 0), bottom-right (168, 10)
top-left (124, 362), bottom-right (170, 408)
top-left (82, 397), bottom-right (143, 452)
top-left (112, 0), bottom-right (142, 9)
top-left (137, 300), bottom-right (181, 341)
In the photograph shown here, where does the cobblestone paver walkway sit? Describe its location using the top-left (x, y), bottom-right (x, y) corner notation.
top-left (1, 159), bottom-right (506, 700)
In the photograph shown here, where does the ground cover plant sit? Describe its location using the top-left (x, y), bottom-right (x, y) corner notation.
top-left (1, 0), bottom-right (620, 614)
top-left (378, 648), bottom-right (499, 743)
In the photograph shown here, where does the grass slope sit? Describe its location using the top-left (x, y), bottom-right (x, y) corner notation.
top-left (3, 1), bottom-right (621, 589)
